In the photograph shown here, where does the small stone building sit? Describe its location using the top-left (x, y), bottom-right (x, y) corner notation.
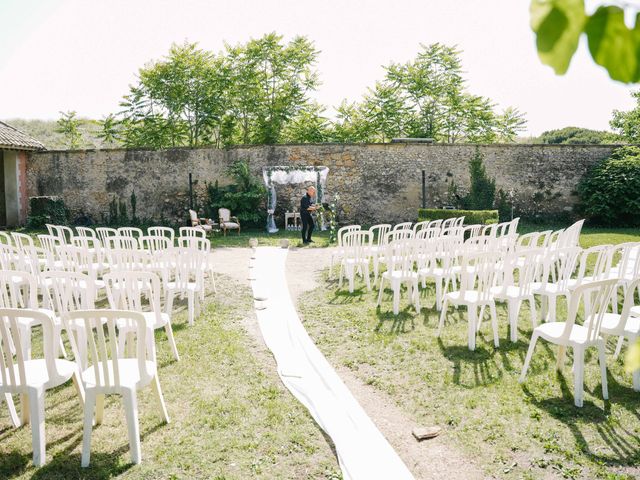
top-left (0, 121), bottom-right (45, 226)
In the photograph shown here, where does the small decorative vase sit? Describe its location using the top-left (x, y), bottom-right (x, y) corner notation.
top-left (249, 238), bottom-right (258, 248)
top-left (279, 239), bottom-right (290, 249)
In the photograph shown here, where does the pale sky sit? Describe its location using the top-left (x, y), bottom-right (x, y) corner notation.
top-left (0, 0), bottom-right (634, 136)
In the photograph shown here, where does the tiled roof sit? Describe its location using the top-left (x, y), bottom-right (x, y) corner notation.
top-left (0, 121), bottom-right (45, 151)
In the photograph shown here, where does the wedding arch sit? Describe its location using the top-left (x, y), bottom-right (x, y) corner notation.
top-left (262, 165), bottom-right (329, 233)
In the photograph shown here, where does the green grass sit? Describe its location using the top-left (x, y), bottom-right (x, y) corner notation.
top-left (299, 228), bottom-right (640, 480)
top-left (0, 277), bottom-right (341, 479)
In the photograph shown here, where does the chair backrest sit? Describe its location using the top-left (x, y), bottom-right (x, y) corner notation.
top-left (369, 224), bottom-right (391, 247)
top-left (140, 235), bottom-right (172, 253)
top-left (148, 226), bottom-right (175, 244)
top-left (104, 270), bottom-right (162, 321)
top-left (342, 231), bottom-right (372, 263)
top-left (96, 227), bottom-right (118, 246)
top-left (107, 248), bottom-right (150, 272)
top-left (68, 309), bottom-right (153, 389)
top-left (575, 245), bottom-right (612, 283)
top-left (0, 270), bottom-right (37, 308)
top-left (189, 209), bottom-right (199, 226)
top-left (607, 278), bottom-right (640, 334)
top-left (179, 226), bottom-right (206, 239)
top-left (11, 232), bottom-right (35, 251)
top-left (461, 225), bottom-right (481, 240)
top-left (412, 221), bottom-right (429, 234)
top-left (219, 208), bottom-right (231, 222)
top-left (0, 244), bottom-right (21, 270)
top-left (416, 227), bottom-right (441, 241)
top-left (41, 270), bottom-right (96, 320)
top-left (75, 226), bottom-right (97, 239)
top-left (104, 235), bottom-right (139, 251)
top-left (516, 232), bottom-right (540, 251)
top-left (453, 216), bottom-right (465, 227)
top-left (386, 229), bottom-right (414, 244)
top-left (458, 252), bottom-right (499, 302)
top-left (0, 308), bottom-right (66, 390)
top-left (498, 249), bottom-right (541, 297)
top-left (170, 247), bottom-right (206, 291)
top-left (393, 222), bottom-right (413, 231)
top-left (540, 246), bottom-right (581, 290)
top-left (117, 227), bottom-right (144, 240)
top-left (37, 234), bottom-right (61, 268)
top-left (563, 278), bottom-right (618, 342)
top-left (427, 219), bottom-right (443, 229)
top-left (337, 225), bottom-right (361, 247)
top-left (0, 231), bottom-right (12, 246)
top-left (384, 238), bottom-right (417, 274)
top-left (177, 236), bottom-right (211, 252)
top-left (481, 223), bottom-right (499, 237)
top-left (441, 218), bottom-right (456, 229)
top-left (608, 242), bottom-right (640, 281)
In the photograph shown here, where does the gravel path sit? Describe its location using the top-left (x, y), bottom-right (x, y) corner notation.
top-left (211, 245), bottom-right (486, 480)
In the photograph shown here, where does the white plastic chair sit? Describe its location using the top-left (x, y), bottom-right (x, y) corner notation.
top-left (140, 235), bottom-right (172, 254)
top-left (591, 278), bottom-right (640, 390)
top-left (339, 231), bottom-right (372, 293)
top-left (96, 227), bottom-right (118, 247)
top-left (437, 251), bottom-right (500, 350)
top-left (148, 226), bottom-right (175, 245)
top-left (179, 226), bottom-right (207, 239)
top-left (104, 270), bottom-right (180, 361)
top-left (329, 225), bottom-right (361, 278)
top-left (376, 238), bottom-right (420, 315)
top-left (164, 248), bottom-right (206, 326)
top-left (520, 278), bottom-right (617, 407)
top-left (75, 226), bottom-right (97, 239)
top-left (72, 309), bottom-right (169, 467)
top-left (118, 227), bottom-right (144, 240)
top-left (0, 308), bottom-right (84, 465)
top-left (393, 222), bottom-right (413, 231)
top-left (46, 224), bottom-right (74, 244)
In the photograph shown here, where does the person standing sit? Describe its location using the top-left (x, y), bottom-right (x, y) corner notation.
top-left (300, 185), bottom-right (317, 244)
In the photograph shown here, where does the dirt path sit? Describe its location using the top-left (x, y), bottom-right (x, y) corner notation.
top-left (212, 246), bottom-right (486, 480)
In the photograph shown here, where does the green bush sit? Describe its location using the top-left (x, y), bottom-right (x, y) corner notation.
top-left (417, 208), bottom-right (498, 225)
top-left (27, 196), bottom-right (68, 227)
top-left (465, 146), bottom-right (495, 210)
top-left (577, 146), bottom-right (640, 226)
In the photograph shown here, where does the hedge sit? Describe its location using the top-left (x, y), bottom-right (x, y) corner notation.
top-left (417, 208), bottom-right (499, 225)
top-left (27, 196), bottom-right (68, 228)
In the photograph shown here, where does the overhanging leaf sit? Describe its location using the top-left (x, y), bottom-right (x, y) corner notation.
top-left (531, 0), bottom-right (586, 74)
top-left (586, 6), bottom-right (639, 83)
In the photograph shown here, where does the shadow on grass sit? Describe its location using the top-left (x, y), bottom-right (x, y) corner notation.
top-left (522, 372), bottom-right (640, 468)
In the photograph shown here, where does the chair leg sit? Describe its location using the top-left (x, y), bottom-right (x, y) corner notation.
top-left (95, 394), bottom-right (105, 425)
top-left (81, 390), bottom-right (96, 467)
top-left (435, 278), bottom-right (442, 311)
top-left (573, 347), bottom-right (585, 407)
top-left (209, 269), bottom-right (217, 294)
top-left (122, 389), bottom-right (142, 465)
top-left (29, 387), bottom-right (46, 466)
top-left (21, 393), bottom-right (30, 425)
top-left (165, 323), bottom-right (180, 361)
top-left (597, 342), bottom-right (609, 401)
top-left (557, 345), bottom-right (566, 371)
top-left (489, 302), bottom-right (499, 347)
top-left (508, 300), bottom-right (521, 342)
top-left (187, 291), bottom-right (195, 326)
top-left (376, 277), bottom-right (385, 307)
top-left (529, 296), bottom-right (538, 328)
top-left (613, 336), bottom-right (625, 359)
top-left (152, 376), bottom-right (170, 423)
top-left (437, 298), bottom-right (448, 337)
top-left (72, 369), bottom-right (85, 407)
top-left (519, 333), bottom-right (539, 383)
top-left (467, 305), bottom-right (477, 351)
top-left (364, 265), bottom-right (371, 292)
top-left (413, 280), bottom-right (420, 313)
top-left (4, 393), bottom-right (20, 428)
top-left (392, 283), bottom-right (400, 316)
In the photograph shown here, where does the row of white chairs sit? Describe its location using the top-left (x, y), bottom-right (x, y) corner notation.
top-left (0, 225), bottom-right (218, 466)
top-left (335, 218), bottom-right (640, 406)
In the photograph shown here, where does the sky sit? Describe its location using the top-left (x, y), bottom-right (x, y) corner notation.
top-left (0, 0), bottom-right (634, 136)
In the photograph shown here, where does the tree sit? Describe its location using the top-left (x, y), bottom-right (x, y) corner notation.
top-left (531, 0), bottom-right (640, 83)
top-left (331, 101), bottom-right (375, 142)
top-left (360, 82), bottom-right (409, 142)
top-left (56, 111), bottom-right (82, 149)
top-left (97, 114), bottom-right (121, 146)
top-left (281, 102), bottom-right (331, 143)
top-left (465, 147), bottom-right (496, 209)
top-left (538, 126), bottom-right (621, 144)
top-left (610, 91), bottom-right (640, 143)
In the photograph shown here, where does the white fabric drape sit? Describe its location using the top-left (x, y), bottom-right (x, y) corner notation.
top-left (250, 247), bottom-right (415, 480)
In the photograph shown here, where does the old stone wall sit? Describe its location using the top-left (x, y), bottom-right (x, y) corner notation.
top-left (27, 143), bottom-right (617, 226)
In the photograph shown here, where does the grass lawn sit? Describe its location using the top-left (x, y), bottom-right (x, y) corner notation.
top-left (299, 227), bottom-right (640, 480)
top-left (0, 277), bottom-right (341, 479)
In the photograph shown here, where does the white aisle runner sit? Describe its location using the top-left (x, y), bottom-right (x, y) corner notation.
top-left (250, 246), bottom-right (415, 480)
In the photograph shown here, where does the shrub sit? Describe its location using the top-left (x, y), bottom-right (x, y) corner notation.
top-left (417, 208), bottom-right (498, 225)
top-left (577, 146), bottom-right (640, 226)
top-left (465, 147), bottom-right (495, 210)
top-left (27, 196), bottom-right (69, 227)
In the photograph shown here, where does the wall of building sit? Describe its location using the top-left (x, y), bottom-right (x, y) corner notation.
top-left (27, 143), bottom-right (617, 225)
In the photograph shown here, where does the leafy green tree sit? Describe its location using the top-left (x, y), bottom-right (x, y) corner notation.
top-left (360, 82), bottom-right (409, 142)
top-left (97, 114), bottom-right (121, 146)
top-left (331, 101), bottom-right (375, 142)
top-left (465, 147), bottom-right (496, 209)
top-left (610, 91), bottom-right (640, 142)
top-left (281, 102), bottom-right (331, 143)
top-left (531, 0), bottom-right (640, 83)
top-left (56, 111), bottom-right (82, 149)
top-left (538, 126), bottom-right (621, 144)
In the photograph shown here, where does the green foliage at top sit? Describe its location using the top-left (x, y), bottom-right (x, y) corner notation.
top-left (538, 126), bottom-right (622, 144)
top-left (4, 118), bottom-right (102, 150)
top-left (611, 90), bottom-right (640, 142)
top-left (465, 147), bottom-right (496, 210)
top-left (204, 160), bottom-right (266, 226)
top-left (577, 146), bottom-right (640, 226)
top-left (55, 111), bottom-right (83, 149)
top-left (333, 44), bottom-right (527, 143)
top-left (119, 35), bottom-right (319, 148)
top-left (531, 0), bottom-right (640, 83)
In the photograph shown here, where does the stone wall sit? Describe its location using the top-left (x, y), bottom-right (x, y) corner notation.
top-left (27, 143), bottom-right (617, 226)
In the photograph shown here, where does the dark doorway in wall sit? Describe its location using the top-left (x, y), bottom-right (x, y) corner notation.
top-left (0, 151), bottom-right (6, 226)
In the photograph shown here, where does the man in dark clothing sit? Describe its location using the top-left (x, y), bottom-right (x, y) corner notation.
top-left (300, 186), bottom-right (317, 244)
